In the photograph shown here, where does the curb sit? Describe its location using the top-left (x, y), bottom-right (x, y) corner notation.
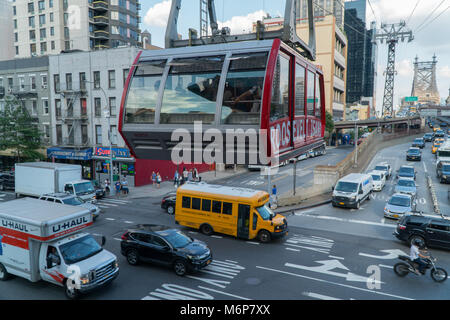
top-left (275, 199), bottom-right (331, 215)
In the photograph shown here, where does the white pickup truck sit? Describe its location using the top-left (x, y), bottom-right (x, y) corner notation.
top-left (0, 198), bottom-right (119, 299)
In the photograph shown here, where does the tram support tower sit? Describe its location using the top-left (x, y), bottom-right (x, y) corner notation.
top-left (374, 21), bottom-right (413, 117)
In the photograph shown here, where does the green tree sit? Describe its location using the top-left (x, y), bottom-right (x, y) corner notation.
top-left (0, 97), bottom-right (44, 162)
top-left (325, 111), bottom-right (334, 134)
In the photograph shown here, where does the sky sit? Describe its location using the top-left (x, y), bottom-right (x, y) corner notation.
top-left (140, 0), bottom-right (450, 114)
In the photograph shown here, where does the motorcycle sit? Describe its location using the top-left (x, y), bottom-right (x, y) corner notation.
top-left (394, 254), bottom-right (448, 282)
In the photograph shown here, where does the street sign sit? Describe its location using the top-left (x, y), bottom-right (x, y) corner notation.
top-left (405, 96), bottom-right (418, 102)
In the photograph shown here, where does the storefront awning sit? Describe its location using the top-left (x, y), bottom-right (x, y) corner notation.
top-left (92, 156), bottom-right (135, 163)
top-left (47, 147), bottom-right (93, 161)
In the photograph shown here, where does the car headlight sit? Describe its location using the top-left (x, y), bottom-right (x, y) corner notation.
top-left (350, 196), bottom-right (356, 201)
top-left (384, 207), bottom-right (389, 213)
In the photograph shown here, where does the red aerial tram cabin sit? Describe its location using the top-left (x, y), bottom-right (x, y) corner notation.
top-left (119, 0), bottom-right (324, 175)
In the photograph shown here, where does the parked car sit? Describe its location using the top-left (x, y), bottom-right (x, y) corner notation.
top-left (374, 163), bottom-right (392, 179)
top-left (0, 173), bottom-right (14, 191)
top-left (384, 193), bottom-right (416, 220)
top-left (397, 165), bottom-right (416, 180)
top-left (120, 225), bottom-right (213, 276)
top-left (412, 138), bottom-right (425, 149)
top-left (394, 214), bottom-right (450, 250)
top-left (161, 193), bottom-right (177, 214)
top-left (93, 181), bottom-right (106, 199)
top-left (38, 192), bottom-right (101, 220)
top-left (394, 178), bottom-right (417, 197)
top-left (369, 170), bottom-right (386, 192)
top-left (423, 133), bottom-right (434, 142)
top-left (436, 161), bottom-right (450, 183)
top-left (406, 147), bottom-right (422, 161)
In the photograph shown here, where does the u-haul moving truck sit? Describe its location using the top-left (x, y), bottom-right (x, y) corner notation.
top-left (0, 198), bottom-right (119, 299)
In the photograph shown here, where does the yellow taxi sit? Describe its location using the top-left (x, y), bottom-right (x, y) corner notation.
top-left (433, 127), bottom-right (441, 132)
top-left (432, 138), bottom-right (445, 153)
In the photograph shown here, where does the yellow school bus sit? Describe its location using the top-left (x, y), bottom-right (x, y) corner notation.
top-left (175, 182), bottom-right (288, 243)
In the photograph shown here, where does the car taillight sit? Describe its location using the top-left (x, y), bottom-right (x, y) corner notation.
top-left (121, 232), bottom-right (129, 240)
top-left (398, 225), bottom-right (406, 230)
top-left (162, 199), bottom-right (166, 203)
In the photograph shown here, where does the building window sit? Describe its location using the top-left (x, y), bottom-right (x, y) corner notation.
top-left (31, 100), bottom-right (37, 115)
top-left (29, 16), bottom-right (35, 28)
top-left (29, 30), bottom-right (36, 41)
top-left (19, 77), bottom-right (25, 91)
top-left (270, 54), bottom-right (290, 121)
top-left (28, 2), bottom-right (34, 14)
top-left (80, 98), bottom-right (87, 116)
top-left (41, 74), bottom-right (48, 88)
top-left (307, 71), bottom-right (315, 116)
top-left (40, 42), bottom-right (47, 54)
top-left (51, 41), bottom-right (55, 50)
top-left (93, 71), bottom-right (100, 89)
top-left (55, 99), bottom-right (61, 117)
top-left (94, 98), bottom-right (102, 116)
top-left (15, 46), bottom-right (19, 55)
top-left (44, 124), bottom-right (50, 139)
top-left (123, 68), bottom-right (129, 85)
top-left (56, 125), bottom-right (62, 145)
top-left (108, 70), bottom-right (116, 89)
top-left (50, 27), bottom-right (54, 36)
top-left (14, 19), bottom-right (17, 29)
top-left (42, 99), bottom-right (49, 115)
top-left (79, 72), bottom-right (86, 91)
top-left (40, 28), bottom-right (46, 40)
top-left (53, 74), bottom-right (60, 92)
top-left (13, 6), bottom-right (16, 15)
top-left (110, 125), bottom-right (117, 145)
top-left (109, 97), bottom-right (116, 116)
top-left (30, 76), bottom-right (36, 90)
top-left (50, 12), bottom-right (54, 23)
top-left (95, 125), bottom-right (102, 145)
top-left (38, 0), bottom-right (45, 11)
top-left (66, 73), bottom-right (72, 90)
top-left (68, 125), bottom-right (74, 145)
top-left (14, 33), bottom-right (18, 42)
top-left (81, 125), bottom-right (88, 144)
top-left (295, 63), bottom-right (305, 116)
top-left (39, 14), bottom-right (46, 26)
top-left (49, 0), bottom-right (53, 8)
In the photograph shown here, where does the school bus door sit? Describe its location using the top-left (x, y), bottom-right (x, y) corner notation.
top-left (237, 204), bottom-right (251, 239)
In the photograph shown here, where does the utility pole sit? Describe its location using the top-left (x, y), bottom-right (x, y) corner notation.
top-left (374, 21), bottom-right (413, 117)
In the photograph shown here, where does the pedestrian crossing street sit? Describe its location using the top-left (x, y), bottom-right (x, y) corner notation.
top-left (96, 198), bottom-right (131, 209)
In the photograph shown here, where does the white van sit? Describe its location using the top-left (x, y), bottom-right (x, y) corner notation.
top-left (332, 173), bottom-right (373, 209)
top-left (368, 170), bottom-right (386, 191)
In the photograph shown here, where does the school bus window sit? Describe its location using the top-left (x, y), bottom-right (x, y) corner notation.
top-left (222, 202), bottom-right (233, 215)
top-left (182, 196), bottom-right (191, 209)
top-left (252, 213), bottom-right (258, 230)
top-left (212, 200), bottom-right (222, 214)
top-left (192, 197), bottom-right (201, 210)
top-left (202, 199), bottom-right (211, 212)
top-left (256, 204), bottom-right (274, 220)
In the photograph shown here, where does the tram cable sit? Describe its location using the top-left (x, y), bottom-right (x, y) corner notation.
top-left (413, 0), bottom-right (447, 32)
top-left (415, 4), bottom-right (450, 34)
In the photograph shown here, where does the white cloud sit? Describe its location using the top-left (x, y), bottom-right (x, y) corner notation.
top-left (218, 10), bottom-right (266, 34)
top-left (396, 59), bottom-right (414, 77)
top-left (144, 0), bottom-right (171, 28)
top-left (438, 65), bottom-right (450, 78)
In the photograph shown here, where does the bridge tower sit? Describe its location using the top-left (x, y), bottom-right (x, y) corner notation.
top-left (411, 55), bottom-right (440, 106)
top-left (374, 21), bottom-right (413, 117)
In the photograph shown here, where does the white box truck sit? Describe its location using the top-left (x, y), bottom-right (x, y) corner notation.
top-left (0, 198), bottom-right (119, 299)
top-left (15, 162), bottom-right (97, 203)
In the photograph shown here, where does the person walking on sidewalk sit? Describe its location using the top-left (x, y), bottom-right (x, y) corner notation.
top-left (174, 170), bottom-right (180, 187)
top-left (156, 172), bottom-right (162, 188)
top-left (151, 171), bottom-right (156, 186)
top-left (121, 178), bottom-right (129, 195)
top-left (182, 168), bottom-right (188, 185)
top-left (115, 181), bottom-right (121, 197)
top-left (104, 179), bottom-right (110, 194)
top-left (188, 169), bottom-right (193, 182)
top-left (271, 185), bottom-right (278, 209)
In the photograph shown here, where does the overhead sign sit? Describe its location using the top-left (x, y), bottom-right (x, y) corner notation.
top-left (47, 147), bottom-right (92, 161)
top-left (405, 96), bottom-right (418, 102)
top-left (94, 147), bottom-right (130, 158)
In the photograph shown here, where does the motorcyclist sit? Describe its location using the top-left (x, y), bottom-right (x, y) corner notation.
top-left (410, 239), bottom-right (430, 275)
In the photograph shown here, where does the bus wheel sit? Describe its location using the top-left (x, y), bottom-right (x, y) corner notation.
top-left (258, 230), bottom-right (271, 243)
top-left (200, 224), bottom-right (213, 236)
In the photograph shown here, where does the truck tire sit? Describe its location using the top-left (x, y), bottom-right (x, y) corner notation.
top-left (258, 230), bottom-right (271, 243)
top-left (64, 279), bottom-right (80, 300)
top-left (0, 263), bottom-right (11, 281)
top-left (200, 224), bottom-right (213, 236)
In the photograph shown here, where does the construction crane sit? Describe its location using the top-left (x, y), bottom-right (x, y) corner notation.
top-left (374, 21), bottom-right (413, 117)
top-left (165, 0), bottom-right (317, 61)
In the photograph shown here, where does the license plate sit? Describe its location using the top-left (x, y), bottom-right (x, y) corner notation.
top-left (206, 259), bottom-right (211, 265)
top-left (339, 202), bottom-right (344, 205)
top-left (393, 214), bottom-right (399, 218)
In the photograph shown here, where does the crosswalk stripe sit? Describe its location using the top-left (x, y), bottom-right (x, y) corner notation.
top-left (99, 198), bottom-right (130, 204)
top-left (97, 202), bottom-right (118, 207)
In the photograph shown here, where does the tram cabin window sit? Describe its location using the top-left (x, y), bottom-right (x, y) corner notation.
top-left (295, 64), bottom-right (305, 116)
top-left (315, 75), bottom-right (321, 118)
top-left (160, 56), bottom-right (224, 125)
top-left (125, 60), bottom-right (166, 124)
top-left (270, 54), bottom-right (290, 122)
top-left (307, 71), bottom-right (315, 116)
top-left (221, 52), bottom-right (268, 125)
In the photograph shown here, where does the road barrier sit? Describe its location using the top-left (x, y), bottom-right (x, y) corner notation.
top-left (427, 175), bottom-right (442, 217)
top-left (278, 129), bottom-right (426, 207)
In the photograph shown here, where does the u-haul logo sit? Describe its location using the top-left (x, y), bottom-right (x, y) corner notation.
top-left (52, 216), bottom-right (90, 233)
top-left (1, 219), bottom-right (30, 233)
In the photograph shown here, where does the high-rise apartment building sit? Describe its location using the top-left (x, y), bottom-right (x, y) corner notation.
top-left (0, 0), bottom-right (15, 61)
top-left (11, 0), bottom-right (141, 58)
top-left (344, 0), bottom-right (377, 115)
top-left (298, 0), bottom-right (345, 30)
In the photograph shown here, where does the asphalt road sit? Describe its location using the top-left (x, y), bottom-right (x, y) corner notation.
top-left (1, 139), bottom-right (450, 301)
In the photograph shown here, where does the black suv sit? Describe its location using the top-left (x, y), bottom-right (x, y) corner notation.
top-left (406, 148), bottom-right (421, 161)
top-left (394, 214), bottom-right (450, 250)
top-left (120, 225), bottom-right (212, 276)
top-left (161, 193), bottom-right (176, 214)
top-left (0, 173), bottom-right (14, 191)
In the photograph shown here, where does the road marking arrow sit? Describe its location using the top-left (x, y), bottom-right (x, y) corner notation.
top-left (285, 260), bottom-right (383, 284)
top-left (358, 249), bottom-right (407, 260)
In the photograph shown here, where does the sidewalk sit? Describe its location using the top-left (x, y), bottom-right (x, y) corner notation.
top-left (108, 166), bottom-right (248, 200)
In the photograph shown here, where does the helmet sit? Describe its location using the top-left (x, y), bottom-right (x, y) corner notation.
top-left (412, 238), bottom-right (423, 248)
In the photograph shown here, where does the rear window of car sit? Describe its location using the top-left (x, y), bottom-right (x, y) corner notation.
top-left (406, 217), bottom-right (427, 226)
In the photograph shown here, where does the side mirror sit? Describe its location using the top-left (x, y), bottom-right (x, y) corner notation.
top-left (331, 186), bottom-right (334, 191)
top-left (359, 190), bottom-right (363, 195)
top-left (101, 235), bottom-right (106, 247)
